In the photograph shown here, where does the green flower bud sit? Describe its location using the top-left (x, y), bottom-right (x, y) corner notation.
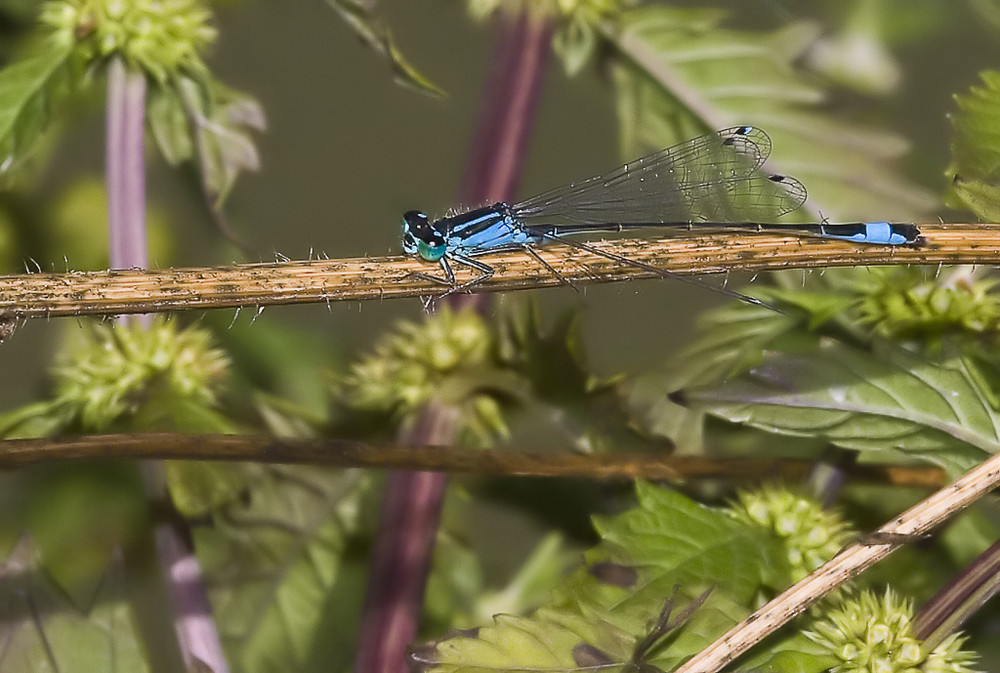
top-left (805, 589), bottom-right (980, 673)
top-left (52, 318), bottom-right (230, 431)
top-left (41, 0), bottom-right (217, 81)
top-left (857, 267), bottom-right (1000, 340)
top-left (728, 484), bottom-right (853, 581)
top-left (338, 308), bottom-right (508, 446)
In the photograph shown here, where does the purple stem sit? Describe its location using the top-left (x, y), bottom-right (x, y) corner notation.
top-left (155, 518), bottom-right (232, 672)
top-left (351, 11), bottom-right (553, 673)
top-left (914, 536), bottom-right (1000, 648)
top-left (453, 10), bottom-right (554, 312)
top-left (107, 57), bottom-right (229, 673)
top-left (106, 58), bottom-right (149, 288)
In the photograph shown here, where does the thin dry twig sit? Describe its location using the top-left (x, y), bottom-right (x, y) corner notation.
top-left (675, 450), bottom-right (1000, 673)
top-left (0, 433), bottom-right (946, 487)
top-left (0, 224), bottom-right (997, 319)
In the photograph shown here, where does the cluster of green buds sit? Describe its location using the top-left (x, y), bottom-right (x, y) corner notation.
top-left (52, 318), bottom-right (230, 431)
top-left (464, 0), bottom-right (626, 74)
top-left (805, 589), bottom-right (979, 673)
top-left (728, 484), bottom-right (853, 581)
top-left (338, 308), bottom-right (509, 446)
top-left (41, 0), bottom-right (216, 81)
top-left (856, 267), bottom-right (1000, 340)
top-left (466, 0), bottom-right (623, 21)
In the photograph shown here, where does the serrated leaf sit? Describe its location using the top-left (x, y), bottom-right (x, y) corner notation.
top-left (325, 0), bottom-right (445, 97)
top-left (677, 338), bottom-right (1000, 475)
top-left (567, 483), bottom-right (791, 609)
top-left (0, 41), bottom-right (77, 177)
top-left (947, 70), bottom-right (1000, 219)
top-left (626, 303), bottom-right (794, 448)
top-left (606, 7), bottom-right (934, 222)
top-left (411, 484), bottom-right (790, 673)
top-left (947, 177), bottom-right (1000, 221)
top-left (0, 538), bottom-right (151, 673)
top-left (196, 466), bottom-right (369, 673)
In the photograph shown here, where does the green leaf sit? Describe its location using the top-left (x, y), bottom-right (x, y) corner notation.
top-left (947, 70), bottom-right (1000, 220)
top-left (155, 76), bottom-right (266, 212)
top-left (27, 463), bottom-right (146, 605)
top-left (0, 399), bottom-right (74, 438)
top-left (606, 7), bottom-right (934, 222)
top-left (566, 483), bottom-right (791, 608)
top-left (626, 302), bottom-right (795, 448)
top-left (166, 461), bottom-right (259, 517)
top-left (325, 0), bottom-right (445, 97)
top-left (148, 82), bottom-right (194, 165)
top-left (676, 338), bottom-right (1000, 475)
top-left (496, 299), bottom-right (643, 454)
top-left (181, 77), bottom-right (266, 210)
top-left (196, 467), bottom-right (370, 673)
top-left (552, 13), bottom-right (598, 77)
top-left (0, 537), bottom-right (151, 673)
top-left (739, 631), bottom-right (839, 673)
top-left (471, 533), bottom-right (573, 625)
top-left (411, 484), bottom-right (790, 673)
top-left (0, 41), bottom-right (77, 176)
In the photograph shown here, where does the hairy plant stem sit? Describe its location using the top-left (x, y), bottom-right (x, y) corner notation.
top-left (0, 225), bottom-right (995, 320)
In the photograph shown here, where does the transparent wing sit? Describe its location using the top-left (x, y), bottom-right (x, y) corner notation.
top-left (512, 126), bottom-right (807, 226)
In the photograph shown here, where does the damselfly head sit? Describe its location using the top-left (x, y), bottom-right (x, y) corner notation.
top-left (402, 210), bottom-right (447, 261)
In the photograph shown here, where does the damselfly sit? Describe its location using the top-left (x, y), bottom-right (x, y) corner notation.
top-left (401, 126), bottom-right (921, 305)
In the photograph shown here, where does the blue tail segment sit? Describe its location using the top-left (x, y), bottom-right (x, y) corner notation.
top-left (817, 222), bottom-right (922, 246)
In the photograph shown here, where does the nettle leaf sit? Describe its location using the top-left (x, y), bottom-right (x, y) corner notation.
top-left (325, 0), bottom-right (445, 96)
top-left (195, 466), bottom-right (369, 673)
top-left (606, 7), bottom-right (935, 222)
top-left (946, 70), bottom-right (1000, 220)
top-left (411, 483), bottom-right (790, 673)
top-left (150, 76), bottom-right (266, 211)
top-left (627, 302), bottom-right (795, 448)
top-left (0, 41), bottom-right (78, 176)
top-left (0, 538), bottom-right (150, 673)
top-left (565, 483), bottom-right (790, 608)
top-left (676, 338), bottom-right (1000, 476)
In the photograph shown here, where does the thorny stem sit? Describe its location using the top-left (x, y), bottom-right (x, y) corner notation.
top-left (107, 57), bottom-right (229, 673)
top-left (0, 225), bottom-right (997, 322)
top-left (352, 10), bottom-right (553, 673)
